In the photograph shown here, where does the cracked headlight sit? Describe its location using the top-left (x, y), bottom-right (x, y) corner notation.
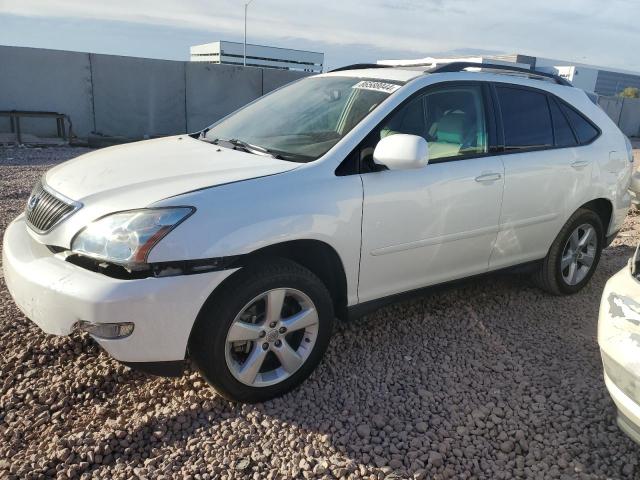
top-left (71, 207), bottom-right (194, 265)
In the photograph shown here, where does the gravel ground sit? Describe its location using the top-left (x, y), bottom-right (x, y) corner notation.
top-left (2, 144), bottom-right (640, 479)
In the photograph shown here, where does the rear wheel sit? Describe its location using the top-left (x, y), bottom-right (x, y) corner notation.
top-left (189, 259), bottom-right (334, 403)
top-left (533, 208), bottom-right (603, 295)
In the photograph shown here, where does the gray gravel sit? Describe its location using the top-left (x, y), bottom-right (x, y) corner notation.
top-left (2, 144), bottom-right (640, 479)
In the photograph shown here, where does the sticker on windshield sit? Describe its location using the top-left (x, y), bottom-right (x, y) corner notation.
top-left (352, 81), bottom-right (401, 94)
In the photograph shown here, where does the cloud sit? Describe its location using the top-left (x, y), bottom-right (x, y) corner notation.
top-left (1, 0), bottom-right (639, 71)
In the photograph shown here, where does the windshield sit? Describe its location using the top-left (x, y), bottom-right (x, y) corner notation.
top-left (203, 76), bottom-right (403, 162)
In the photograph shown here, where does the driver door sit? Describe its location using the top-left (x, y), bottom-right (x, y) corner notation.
top-left (358, 83), bottom-right (505, 302)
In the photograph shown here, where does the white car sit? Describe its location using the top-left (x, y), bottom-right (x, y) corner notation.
top-left (3, 62), bottom-right (633, 402)
top-left (599, 247), bottom-right (640, 444)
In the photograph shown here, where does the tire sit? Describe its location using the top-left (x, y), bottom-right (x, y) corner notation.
top-left (533, 208), bottom-right (604, 295)
top-left (189, 258), bottom-right (334, 403)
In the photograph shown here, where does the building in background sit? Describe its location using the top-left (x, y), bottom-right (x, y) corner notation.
top-left (379, 53), bottom-right (640, 97)
top-left (190, 41), bottom-right (324, 73)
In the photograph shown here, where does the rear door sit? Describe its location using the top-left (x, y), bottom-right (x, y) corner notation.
top-left (489, 84), bottom-right (595, 269)
top-left (357, 82), bottom-right (505, 302)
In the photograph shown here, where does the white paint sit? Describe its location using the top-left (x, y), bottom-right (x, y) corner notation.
top-left (2, 68), bottom-right (632, 365)
top-left (372, 134), bottom-right (428, 170)
top-left (359, 155), bottom-right (504, 302)
top-left (2, 216), bottom-right (237, 362)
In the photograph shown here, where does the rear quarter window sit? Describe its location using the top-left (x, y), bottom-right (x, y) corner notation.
top-left (559, 103), bottom-right (600, 144)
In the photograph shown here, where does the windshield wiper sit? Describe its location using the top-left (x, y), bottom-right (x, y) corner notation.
top-left (208, 138), bottom-right (285, 160)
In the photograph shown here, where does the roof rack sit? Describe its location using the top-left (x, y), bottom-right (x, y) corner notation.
top-left (430, 62), bottom-right (573, 87)
top-left (329, 63), bottom-right (392, 73)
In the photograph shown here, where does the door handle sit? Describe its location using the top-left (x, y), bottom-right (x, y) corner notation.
top-left (475, 173), bottom-right (502, 183)
top-left (571, 160), bottom-right (590, 169)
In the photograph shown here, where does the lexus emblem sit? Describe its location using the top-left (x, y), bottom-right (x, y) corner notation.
top-left (27, 193), bottom-right (40, 212)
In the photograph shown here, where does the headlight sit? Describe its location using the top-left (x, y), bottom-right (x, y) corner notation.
top-left (71, 207), bottom-right (194, 265)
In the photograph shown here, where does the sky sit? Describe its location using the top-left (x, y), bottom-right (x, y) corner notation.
top-left (1, 0), bottom-right (639, 72)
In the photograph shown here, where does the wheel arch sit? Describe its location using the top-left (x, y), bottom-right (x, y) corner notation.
top-left (240, 239), bottom-right (349, 321)
top-left (578, 198), bottom-right (613, 237)
top-left (193, 239), bottom-right (350, 325)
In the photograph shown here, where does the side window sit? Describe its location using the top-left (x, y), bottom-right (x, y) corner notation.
top-left (380, 96), bottom-right (426, 139)
top-left (379, 85), bottom-right (488, 161)
top-left (549, 98), bottom-right (578, 147)
top-left (559, 103), bottom-right (599, 144)
top-left (496, 86), bottom-right (553, 150)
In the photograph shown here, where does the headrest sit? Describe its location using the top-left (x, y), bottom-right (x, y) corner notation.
top-left (436, 113), bottom-right (464, 144)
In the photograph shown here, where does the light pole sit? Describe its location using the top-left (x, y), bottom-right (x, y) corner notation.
top-left (244, 0), bottom-right (256, 67)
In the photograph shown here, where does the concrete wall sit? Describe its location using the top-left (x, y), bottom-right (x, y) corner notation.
top-left (599, 96), bottom-right (640, 137)
top-left (0, 46), bottom-right (311, 142)
top-left (91, 54), bottom-right (187, 139)
top-left (262, 68), bottom-right (308, 94)
top-left (0, 46), bottom-right (94, 138)
top-left (186, 63), bottom-right (262, 132)
top-left (619, 98), bottom-right (640, 137)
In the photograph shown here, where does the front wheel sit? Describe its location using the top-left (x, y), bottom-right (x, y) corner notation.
top-left (533, 208), bottom-right (604, 295)
top-left (189, 259), bottom-right (334, 403)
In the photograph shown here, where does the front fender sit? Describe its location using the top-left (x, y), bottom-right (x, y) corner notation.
top-left (148, 167), bottom-right (363, 305)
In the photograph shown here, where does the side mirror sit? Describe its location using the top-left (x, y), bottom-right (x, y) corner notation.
top-left (373, 134), bottom-right (429, 170)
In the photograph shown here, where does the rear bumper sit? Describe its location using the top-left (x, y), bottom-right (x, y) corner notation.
top-left (2, 215), bottom-right (236, 364)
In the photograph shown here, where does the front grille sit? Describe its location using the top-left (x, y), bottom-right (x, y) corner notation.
top-left (25, 180), bottom-right (79, 233)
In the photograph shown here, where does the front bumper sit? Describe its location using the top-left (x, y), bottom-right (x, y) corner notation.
top-left (2, 216), bottom-right (236, 364)
top-left (598, 263), bottom-right (640, 444)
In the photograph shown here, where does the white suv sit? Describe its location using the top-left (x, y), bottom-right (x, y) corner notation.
top-left (3, 62), bottom-right (632, 402)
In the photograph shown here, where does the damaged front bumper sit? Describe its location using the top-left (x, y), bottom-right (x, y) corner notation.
top-left (2, 215), bottom-right (237, 365)
top-left (598, 257), bottom-right (640, 444)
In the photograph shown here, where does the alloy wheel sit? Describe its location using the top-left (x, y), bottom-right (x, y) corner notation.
top-left (224, 288), bottom-right (319, 387)
top-left (560, 223), bottom-right (598, 286)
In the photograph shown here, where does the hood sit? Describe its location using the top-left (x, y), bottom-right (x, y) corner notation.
top-left (35, 135), bottom-right (300, 247)
top-left (46, 135), bottom-right (299, 202)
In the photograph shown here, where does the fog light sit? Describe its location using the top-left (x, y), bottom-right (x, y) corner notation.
top-left (76, 321), bottom-right (134, 339)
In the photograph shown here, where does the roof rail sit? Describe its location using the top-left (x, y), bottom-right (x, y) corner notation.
top-left (431, 62), bottom-right (573, 87)
top-left (329, 63), bottom-right (392, 73)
